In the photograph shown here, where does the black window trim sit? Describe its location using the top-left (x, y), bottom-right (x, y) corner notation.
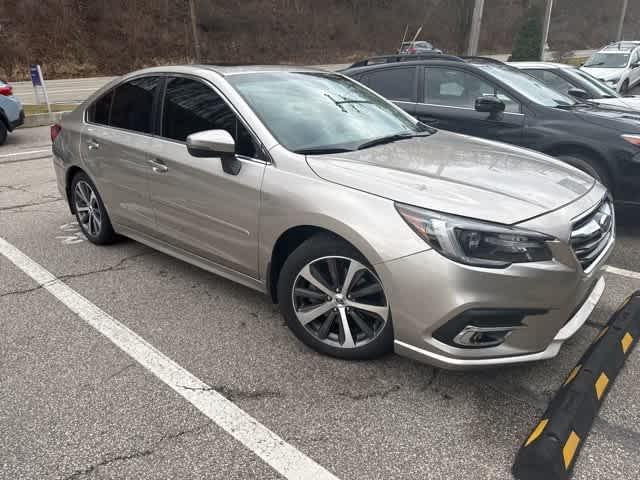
top-left (84, 73), bottom-right (163, 138)
top-left (420, 64), bottom-right (525, 115)
top-left (156, 72), bottom-right (271, 164)
top-left (84, 72), bottom-right (271, 164)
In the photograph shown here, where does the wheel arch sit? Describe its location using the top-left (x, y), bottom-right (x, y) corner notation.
top-left (65, 165), bottom-right (87, 214)
top-left (266, 225), bottom-right (372, 304)
top-left (542, 142), bottom-right (614, 189)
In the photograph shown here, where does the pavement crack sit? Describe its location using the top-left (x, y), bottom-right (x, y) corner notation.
top-left (179, 384), bottom-right (281, 401)
top-left (0, 198), bottom-right (62, 211)
top-left (337, 384), bottom-right (400, 400)
top-left (62, 423), bottom-right (211, 479)
top-left (103, 363), bottom-right (136, 383)
top-left (0, 252), bottom-right (153, 299)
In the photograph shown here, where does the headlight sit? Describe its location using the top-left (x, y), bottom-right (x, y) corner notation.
top-left (605, 78), bottom-right (620, 84)
top-left (396, 203), bottom-right (553, 268)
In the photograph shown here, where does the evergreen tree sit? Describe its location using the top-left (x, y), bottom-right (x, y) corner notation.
top-left (511, 5), bottom-right (543, 61)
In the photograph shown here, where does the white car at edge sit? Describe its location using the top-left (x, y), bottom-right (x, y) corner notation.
top-left (581, 42), bottom-right (640, 93)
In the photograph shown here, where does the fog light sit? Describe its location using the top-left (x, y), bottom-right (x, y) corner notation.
top-left (453, 325), bottom-right (524, 348)
top-left (433, 308), bottom-right (547, 349)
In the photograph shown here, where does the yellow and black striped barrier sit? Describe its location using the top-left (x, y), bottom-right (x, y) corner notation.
top-left (512, 291), bottom-right (640, 480)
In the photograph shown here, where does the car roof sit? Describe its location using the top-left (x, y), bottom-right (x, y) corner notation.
top-left (121, 64), bottom-right (328, 78)
top-left (599, 44), bottom-right (637, 53)
top-left (509, 61), bottom-right (574, 70)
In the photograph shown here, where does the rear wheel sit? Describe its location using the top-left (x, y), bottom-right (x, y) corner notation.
top-left (277, 234), bottom-right (393, 360)
top-left (0, 120), bottom-right (7, 145)
top-left (557, 154), bottom-right (612, 194)
top-left (71, 172), bottom-right (117, 245)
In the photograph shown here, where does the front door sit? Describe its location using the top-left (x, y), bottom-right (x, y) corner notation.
top-left (416, 66), bottom-right (524, 146)
top-left (147, 76), bottom-right (266, 277)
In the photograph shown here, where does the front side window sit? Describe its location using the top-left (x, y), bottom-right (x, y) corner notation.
top-left (87, 90), bottom-right (113, 125)
top-left (425, 68), bottom-right (520, 113)
top-left (525, 70), bottom-right (575, 97)
top-left (228, 72), bottom-right (430, 153)
top-left (110, 77), bottom-right (159, 134)
top-left (366, 68), bottom-right (417, 102)
top-left (566, 69), bottom-right (619, 98)
top-left (584, 53), bottom-right (631, 69)
top-left (161, 77), bottom-right (258, 158)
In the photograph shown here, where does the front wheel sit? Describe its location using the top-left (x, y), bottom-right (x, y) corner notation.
top-left (0, 121), bottom-right (7, 145)
top-left (277, 234), bottom-right (393, 360)
top-left (620, 80), bottom-right (630, 94)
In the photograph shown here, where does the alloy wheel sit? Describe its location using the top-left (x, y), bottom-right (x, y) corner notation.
top-left (74, 180), bottom-right (102, 237)
top-left (291, 256), bottom-right (389, 349)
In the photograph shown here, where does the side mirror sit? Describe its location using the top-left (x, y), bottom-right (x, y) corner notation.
top-left (186, 129), bottom-right (241, 175)
top-left (475, 96), bottom-right (506, 114)
top-left (568, 87), bottom-right (590, 100)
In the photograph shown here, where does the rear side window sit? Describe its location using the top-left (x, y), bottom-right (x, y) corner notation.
top-left (87, 90), bottom-right (113, 125)
top-left (161, 77), bottom-right (258, 158)
top-left (110, 77), bottom-right (160, 134)
top-left (366, 68), bottom-right (416, 102)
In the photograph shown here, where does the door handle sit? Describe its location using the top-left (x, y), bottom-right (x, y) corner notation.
top-left (148, 158), bottom-right (168, 173)
top-left (87, 139), bottom-right (100, 150)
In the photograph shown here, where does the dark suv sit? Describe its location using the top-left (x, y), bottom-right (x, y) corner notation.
top-left (341, 57), bottom-right (640, 207)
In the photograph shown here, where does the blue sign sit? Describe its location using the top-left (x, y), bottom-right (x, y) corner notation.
top-left (29, 64), bottom-right (42, 87)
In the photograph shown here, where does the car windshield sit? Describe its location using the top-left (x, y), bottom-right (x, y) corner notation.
top-left (478, 65), bottom-right (577, 107)
top-left (583, 53), bottom-right (630, 68)
top-left (564, 69), bottom-right (620, 98)
top-left (228, 72), bottom-right (431, 153)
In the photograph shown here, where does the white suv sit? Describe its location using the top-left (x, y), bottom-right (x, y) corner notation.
top-left (581, 42), bottom-right (640, 93)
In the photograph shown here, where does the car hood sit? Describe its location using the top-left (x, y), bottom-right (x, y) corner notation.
top-left (306, 131), bottom-right (595, 225)
top-left (570, 103), bottom-right (640, 130)
top-left (591, 96), bottom-right (640, 112)
top-left (581, 67), bottom-right (623, 81)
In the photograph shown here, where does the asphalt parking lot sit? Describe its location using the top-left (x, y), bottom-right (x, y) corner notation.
top-left (2, 126), bottom-right (640, 480)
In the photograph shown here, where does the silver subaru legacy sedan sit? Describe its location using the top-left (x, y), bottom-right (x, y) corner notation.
top-left (51, 65), bottom-right (615, 369)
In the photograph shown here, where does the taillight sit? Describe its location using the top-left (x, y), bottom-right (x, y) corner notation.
top-left (51, 124), bottom-right (62, 143)
top-left (0, 85), bottom-right (12, 96)
top-left (622, 134), bottom-right (640, 146)
top-left (408, 47), bottom-right (416, 54)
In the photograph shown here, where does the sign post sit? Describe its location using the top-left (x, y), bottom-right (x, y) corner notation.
top-left (29, 64), bottom-right (52, 119)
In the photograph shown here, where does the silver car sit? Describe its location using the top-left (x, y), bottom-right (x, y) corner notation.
top-left (51, 65), bottom-right (614, 369)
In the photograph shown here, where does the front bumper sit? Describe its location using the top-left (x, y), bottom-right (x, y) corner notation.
top-left (377, 191), bottom-right (614, 370)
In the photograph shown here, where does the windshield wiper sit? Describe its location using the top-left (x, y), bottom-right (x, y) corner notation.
top-left (356, 132), bottom-right (430, 150)
top-left (294, 147), bottom-right (355, 155)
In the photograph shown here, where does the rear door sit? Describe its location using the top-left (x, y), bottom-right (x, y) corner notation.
top-left (416, 66), bottom-right (524, 144)
top-left (360, 66), bottom-right (418, 115)
top-left (146, 76), bottom-right (266, 277)
top-left (81, 76), bottom-right (160, 234)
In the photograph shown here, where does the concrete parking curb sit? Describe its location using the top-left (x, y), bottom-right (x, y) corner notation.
top-left (512, 291), bottom-right (640, 480)
top-left (18, 111), bottom-right (71, 129)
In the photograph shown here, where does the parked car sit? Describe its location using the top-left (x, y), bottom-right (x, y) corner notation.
top-left (399, 41), bottom-right (442, 55)
top-left (342, 57), bottom-right (640, 206)
top-left (511, 61), bottom-right (640, 111)
top-left (0, 79), bottom-right (25, 145)
top-left (52, 65), bottom-right (613, 369)
top-left (581, 42), bottom-right (640, 93)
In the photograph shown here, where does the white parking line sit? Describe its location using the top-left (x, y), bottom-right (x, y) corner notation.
top-left (0, 149), bottom-right (51, 158)
top-left (0, 236), bottom-right (340, 480)
top-left (605, 265), bottom-right (640, 281)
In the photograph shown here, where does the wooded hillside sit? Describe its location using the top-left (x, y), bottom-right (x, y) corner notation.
top-left (1, 0), bottom-right (638, 80)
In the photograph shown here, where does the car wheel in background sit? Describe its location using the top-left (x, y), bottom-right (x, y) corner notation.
top-left (620, 80), bottom-right (630, 94)
top-left (277, 234), bottom-right (393, 360)
top-left (557, 154), bottom-right (613, 195)
top-left (0, 120), bottom-right (7, 145)
top-left (71, 172), bottom-right (117, 245)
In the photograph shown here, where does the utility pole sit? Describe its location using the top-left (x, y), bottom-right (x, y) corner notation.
top-left (617, 0), bottom-right (629, 42)
top-left (467, 0), bottom-right (485, 56)
top-left (540, 0), bottom-right (554, 61)
top-left (188, 0), bottom-right (202, 62)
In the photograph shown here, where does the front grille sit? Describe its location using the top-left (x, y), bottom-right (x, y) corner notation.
top-left (571, 200), bottom-right (614, 270)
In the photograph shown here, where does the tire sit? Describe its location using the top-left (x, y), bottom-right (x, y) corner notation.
top-left (277, 234), bottom-right (393, 360)
top-left (0, 120), bottom-right (7, 145)
top-left (556, 154), bottom-right (613, 194)
top-left (70, 172), bottom-right (117, 245)
top-left (620, 80), bottom-right (629, 95)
